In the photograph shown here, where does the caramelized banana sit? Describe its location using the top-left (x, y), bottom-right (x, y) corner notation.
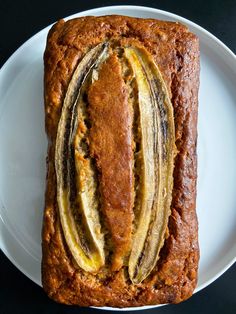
top-left (124, 47), bottom-right (175, 283)
top-left (55, 43), bottom-right (174, 277)
top-left (55, 43), bottom-right (108, 272)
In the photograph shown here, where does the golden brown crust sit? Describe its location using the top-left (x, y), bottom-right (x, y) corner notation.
top-left (42, 15), bottom-right (200, 307)
top-left (88, 53), bottom-right (134, 271)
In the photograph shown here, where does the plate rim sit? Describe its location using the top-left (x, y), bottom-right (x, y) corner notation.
top-left (0, 5), bottom-right (236, 311)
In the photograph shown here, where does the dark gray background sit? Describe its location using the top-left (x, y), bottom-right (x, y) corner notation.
top-left (0, 0), bottom-right (236, 313)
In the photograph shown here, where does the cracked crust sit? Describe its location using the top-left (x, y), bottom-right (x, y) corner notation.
top-left (88, 53), bottom-right (134, 271)
top-left (42, 15), bottom-right (200, 307)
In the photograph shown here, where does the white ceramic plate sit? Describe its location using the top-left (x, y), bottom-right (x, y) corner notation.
top-left (0, 5), bottom-right (236, 311)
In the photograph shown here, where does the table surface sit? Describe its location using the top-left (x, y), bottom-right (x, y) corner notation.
top-left (0, 0), bottom-right (236, 313)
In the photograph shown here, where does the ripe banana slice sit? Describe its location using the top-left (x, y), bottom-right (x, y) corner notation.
top-left (55, 43), bottom-right (108, 272)
top-left (124, 47), bottom-right (175, 284)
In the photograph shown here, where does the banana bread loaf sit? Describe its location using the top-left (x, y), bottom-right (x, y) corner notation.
top-left (42, 15), bottom-right (200, 307)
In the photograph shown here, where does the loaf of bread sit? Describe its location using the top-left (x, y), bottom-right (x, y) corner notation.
top-left (42, 15), bottom-right (200, 307)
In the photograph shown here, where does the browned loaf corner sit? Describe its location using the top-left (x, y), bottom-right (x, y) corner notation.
top-left (42, 15), bottom-right (200, 307)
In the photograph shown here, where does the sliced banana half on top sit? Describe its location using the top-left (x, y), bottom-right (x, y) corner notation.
top-left (124, 46), bottom-right (175, 284)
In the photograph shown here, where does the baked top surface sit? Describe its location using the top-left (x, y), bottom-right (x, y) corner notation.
top-left (42, 15), bottom-right (200, 307)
